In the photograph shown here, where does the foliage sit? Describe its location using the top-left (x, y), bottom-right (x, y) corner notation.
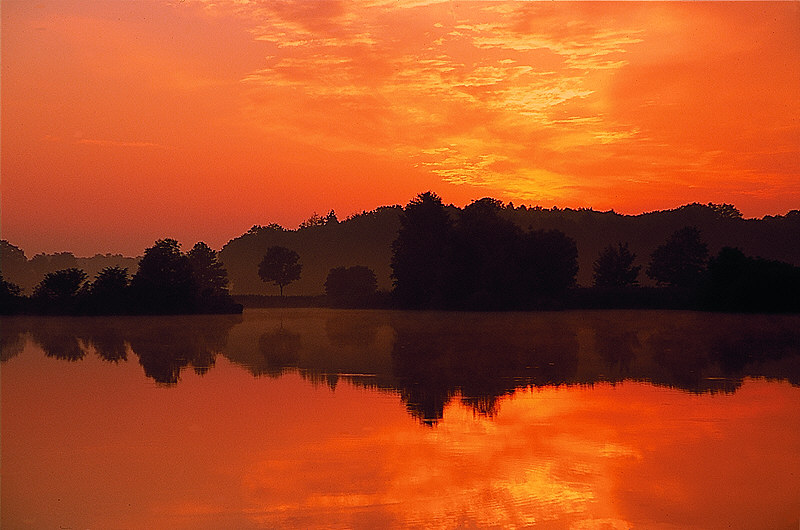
top-left (704, 247), bottom-right (800, 312)
top-left (518, 229), bottom-right (579, 299)
top-left (593, 242), bottom-right (641, 287)
top-left (647, 226), bottom-right (709, 288)
top-left (32, 267), bottom-right (88, 313)
top-left (299, 210), bottom-right (338, 229)
top-left (258, 246), bottom-right (302, 296)
top-left (0, 273), bottom-right (24, 314)
top-left (325, 265), bottom-right (378, 307)
top-left (391, 191), bottom-right (454, 308)
top-left (131, 239), bottom-right (195, 314)
top-left (391, 194), bottom-right (578, 309)
top-left (87, 266), bottom-right (130, 314)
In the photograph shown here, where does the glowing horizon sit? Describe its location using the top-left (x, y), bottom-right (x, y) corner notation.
top-left (2, 1), bottom-right (798, 256)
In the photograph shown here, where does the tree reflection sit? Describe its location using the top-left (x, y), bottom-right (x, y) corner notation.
top-left (3, 311), bottom-right (798, 423)
top-left (128, 315), bottom-right (240, 385)
top-left (1, 318), bottom-right (27, 361)
top-left (390, 313), bottom-right (579, 424)
top-left (28, 319), bottom-right (88, 361)
top-left (258, 324), bottom-right (301, 377)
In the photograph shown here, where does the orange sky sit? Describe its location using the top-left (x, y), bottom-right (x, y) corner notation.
top-left (2, 1), bottom-right (799, 256)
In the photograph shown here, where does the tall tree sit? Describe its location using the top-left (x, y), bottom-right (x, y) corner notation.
top-left (88, 266), bottom-right (130, 314)
top-left (647, 226), bottom-right (709, 288)
top-left (448, 197), bottom-right (522, 308)
top-left (131, 239), bottom-right (195, 314)
top-left (32, 267), bottom-right (88, 313)
top-left (518, 229), bottom-right (579, 301)
top-left (258, 246), bottom-right (302, 296)
top-left (593, 242), bottom-right (641, 287)
top-left (391, 191), bottom-right (453, 308)
top-left (187, 242), bottom-right (230, 297)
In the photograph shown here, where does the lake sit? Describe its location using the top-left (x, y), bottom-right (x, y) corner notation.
top-left (2, 309), bottom-right (799, 529)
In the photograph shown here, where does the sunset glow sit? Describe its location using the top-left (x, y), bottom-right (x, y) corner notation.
top-left (2, 1), bottom-right (799, 255)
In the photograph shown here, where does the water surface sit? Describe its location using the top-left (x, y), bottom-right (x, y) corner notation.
top-left (3, 309), bottom-right (799, 528)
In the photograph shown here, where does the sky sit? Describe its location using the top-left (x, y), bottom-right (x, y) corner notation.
top-left (2, 1), bottom-right (799, 256)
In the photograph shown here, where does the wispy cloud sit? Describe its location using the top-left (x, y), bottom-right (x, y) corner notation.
top-left (76, 138), bottom-right (166, 149)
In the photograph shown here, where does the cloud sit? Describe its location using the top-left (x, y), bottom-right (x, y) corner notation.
top-left (191, 0), bottom-right (800, 211)
top-left (76, 138), bottom-right (166, 149)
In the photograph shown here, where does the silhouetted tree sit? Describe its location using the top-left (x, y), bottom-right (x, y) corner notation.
top-left (299, 209), bottom-right (338, 229)
top-left (87, 266), bottom-right (130, 314)
top-left (325, 265), bottom-right (378, 307)
top-left (131, 239), bottom-right (195, 314)
top-left (647, 226), bottom-right (708, 288)
top-left (704, 247), bottom-right (800, 312)
top-left (447, 198), bottom-right (522, 308)
top-left (391, 191), bottom-right (454, 308)
top-left (0, 273), bottom-right (23, 314)
top-left (593, 242), bottom-right (641, 287)
top-left (258, 246), bottom-right (302, 296)
top-left (186, 242), bottom-right (240, 313)
top-left (518, 229), bottom-right (579, 302)
top-left (32, 267), bottom-right (87, 313)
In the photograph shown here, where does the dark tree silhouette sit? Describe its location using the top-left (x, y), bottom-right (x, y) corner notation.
top-left (131, 239), bottom-right (195, 314)
top-left (518, 229), bottom-right (578, 301)
top-left (32, 267), bottom-right (87, 313)
top-left (593, 242), bottom-right (641, 287)
top-left (188, 242), bottom-right (229, 295)
top-left (448, 198), bottom-right (522, 308)
top-left (258, 246), bottom-right (302, 296)
top-left (325, 265), bottom-right (378, 307)
top-left (0, 273), bottom-right (23, 314)
top-left (704, 247), bottom-right (800, 312)
top-left (186, 241), bottom-right (241, 313)
top-left (391, 191), bottom-right (453, 308)
top-left (87, 266), bottom-right (130, 314)
top-left (299, 209), bottom-right (338, 229)
top-left (647, 226), bottom-right (709, 288)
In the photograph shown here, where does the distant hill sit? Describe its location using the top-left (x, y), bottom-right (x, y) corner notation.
top-left (219, 201), bottom-right (800, 295)
top-left (0, 241), bottom-right (139, 295)
top-left (219, 206), bottom-right (402, 295)
top-left (3, 201), bottom-right (799, 296)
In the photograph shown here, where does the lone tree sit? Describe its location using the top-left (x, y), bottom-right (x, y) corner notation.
top-left (258, 246), bottom-right (302, 296)
top-left (593, 242), bottom-right (641, 287)
top-left (647, 226), bottom-right (709, 288)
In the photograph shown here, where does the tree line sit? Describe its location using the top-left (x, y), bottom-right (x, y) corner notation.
top-left (1, 239), bottom-right (241, 315)
top-left (2, 192), bottom-right (799, 314)
top-left (248, 192), bottom-right (800, 312)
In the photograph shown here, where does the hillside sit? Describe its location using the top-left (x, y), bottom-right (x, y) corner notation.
top-left (219, 201), bottom-right (800, 295)
top-left (4, 201), bottom-right (799, 296)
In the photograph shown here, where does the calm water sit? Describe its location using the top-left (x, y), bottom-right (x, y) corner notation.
top-left (2, 309), bottom-right (799, 529)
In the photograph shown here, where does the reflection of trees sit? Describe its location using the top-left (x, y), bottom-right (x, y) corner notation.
top-left (127, 315), bottom-right (240, 385)
top-left (325, 313), bottom-right (380, 349)
top-left (28, 319), bottom-right (87, 361)
top-left (1, 318), bottom-right (27, 361)
top-left (594, 325), bottom-right (639, 376)
top-left (390, 314), bottom-right (579, 424)
top-left (259, 324), bottom-right (301, 377)
top-left (4, 314), bottom-right (240, 384)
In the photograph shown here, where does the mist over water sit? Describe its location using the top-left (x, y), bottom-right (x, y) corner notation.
top-left (3, 309), bottom-right (799, 528)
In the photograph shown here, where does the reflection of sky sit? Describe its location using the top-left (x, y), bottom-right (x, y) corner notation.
top-left (3, 343), bottom-right (799, 529)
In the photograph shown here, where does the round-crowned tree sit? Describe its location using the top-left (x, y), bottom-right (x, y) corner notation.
top-left (258, 246), bottom-right (302, 296)
top-left (325, 265), bottom-right (378, 307)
